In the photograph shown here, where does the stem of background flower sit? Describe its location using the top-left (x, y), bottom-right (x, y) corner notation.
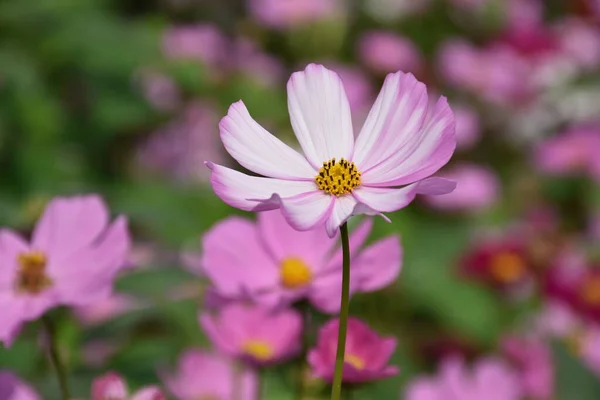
top-left (41, 315), bottom-right (70, 400)
top-left (331, 222), bottom-right (351, 400)
top-left (295, 301), bottom-right (312, 400)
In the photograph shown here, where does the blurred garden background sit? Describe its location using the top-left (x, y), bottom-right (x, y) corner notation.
top-left (1, 0), bottom-right (600, 398)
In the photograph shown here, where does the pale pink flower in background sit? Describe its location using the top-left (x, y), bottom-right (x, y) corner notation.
top-left (230, 38), bottom-right (284, 87)
top-left (504, 0), bottom-right (543, 30)
top-left (501, 336), bottom-right (554, 399)
top-left (405, 357), bottom-right (522, 400)
top-left (138, 102), bottom-right (227, 184)
top-left (207, 64), bottom-right (456, 237)
top-left (534, 123), bottom-right (600, 182)
top-left (358, 31), bottom-right (422, 75)
top-left (163, 349), bottom-right (257, 400)
top-left (200, 304), bottom-right (302, 365)
top-left (92, 372), bottom-right (164, 400)
top-left (196, 211), bottom-right (402, 312)
top-left (74, 293), bottom-right (142, 327)
top-left (329, 65), bottom-right (374, 114)
top-left (162, 24), bottom-right (227, 67)
top-left (581, 328), bottom-right (600, 377)
top-left (247, 0), bottom-right (341, 29)
top-left (556, 19), bottom-right (600, 71)
top-left (453, 104), bottom-right (480, 150)
top-left (535, 301), bottom-right (581, 339)
top-left (424, 164), bottom-right (500, 212)
top-left (0, 371), bottom-right (40, 400)
top-left (308, 317), bottom-right (398, 383)
top-left (137, 70), bottom-right (181, 112)
top-left (0, 195), bottom-right (130, 347)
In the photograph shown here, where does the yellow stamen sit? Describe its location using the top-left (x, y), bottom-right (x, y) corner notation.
top-left (16, 250), bottom-right (52, 294)
top-left (315, 158), bottom-right (361, 196)
top-left (242, 339), bottom-right (274, 361)
top-left (280, 257), bottom-right (313, 288)
top-left (345, 354), bottom-right (366, 370)
top-left (581, 276), bottom-right (600, 306)
top-left (489, 252), bottom-right (526, 284)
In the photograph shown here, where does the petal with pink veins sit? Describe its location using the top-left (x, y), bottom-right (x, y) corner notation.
top-left (219, 101), bottom-right (316, 179)
top-left (287, 64), bottom-right (354, 167)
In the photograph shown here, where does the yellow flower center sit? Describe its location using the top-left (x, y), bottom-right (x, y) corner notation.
top-left (242, 339), bottom-right (274, 361)
top-left (315, 158), bottom-right (361, 196)
top-left (16, 250), bottom-right (52, 294)
top-left (489, 252), bottom-right (526, 284)
top-left (280, 257), bottom-right (313, 289)
top-left (580, 276), bottom-right (600, 307)
top-left (345, 354), bottom-right (366, 370)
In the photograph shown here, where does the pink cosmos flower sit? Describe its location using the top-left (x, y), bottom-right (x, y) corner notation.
top-left (358, 31), bottom-right (422, 75)
top-left (307, 317), bottom-right (398, 383)
top-left (74, 293), bottom-right (141, 327)
top-left (424, 163), bottom-right (500, 212)
top-left (200, 304), bottom-right (302, 365)
top-left (0, 371), bottom-right (40, 400)
top-left (0, 195), bottom-right (130, 347)
top-left (92, 372), bottom-right (164, 400)
top-left (162, 24), bottom-right (227, 67)
top-left (207, 63), bottom-right (456, 237)
top-left (581, 327), bottom-right (600, 377)
top-left (196, 211), bottom-right (402, 312)
top-left (453, 105), bottom-right (480, 150)
top-left (405, 357), bottom-right (522, 400)
top-left (163, 349), bottom-right (257, 400)
top-left (247, 0), bottom-right (341, 29)
top-left (501, 336), bottom-right (554, 399)
top-left (534, 123), bottom-right (600, 182)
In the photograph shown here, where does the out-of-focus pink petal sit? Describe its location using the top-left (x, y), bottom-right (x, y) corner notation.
top-left (219, 101), bottom-right (315, 179)
top-left (287, 64), bottom-right (354, 167)
top-left (207, 162), bottom-right (317, 212)
top-left (130, 387), bottom-right (165, 400)
top-left (0, 371), bottom-right (41, 400)
top-left (353, 72), bottom-right (428, 171)
top-left (325, 196), bottom-right (358, 237)
top-left (405, 378), bottom-right (442, 400)
top-left (0, 300), bottom-right (24, 348)
top-left (361, 97), bottom-right (455, 186)
top-left (32, 195), bottom-right (109, 264)
top-left (358, 31), bottom-right (422, 75)
top-left (353, 236), bottom-right (402, 292)
top-left (91, 372), bottom-right (128, 400)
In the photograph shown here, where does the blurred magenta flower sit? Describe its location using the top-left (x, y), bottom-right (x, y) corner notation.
top-left (461, 235), bottom-right (533, 291)
top-left (92, 372), bottom-right (164, 400)
top-left (501, 336), bottom-right (554, 400)
top-left (405, 357), bottom-right (522, 400)
top-left (138, 101), bottom-right (227, 184)
top-left (307, 317), bottom-right (398, 383)
top-left (248, 0), bottom-right (341, 29)
top-left (424, 163), bottom-right (500, 212)
top-left (453, 104), bottom-right (480, 150)
top-left (200, 304), bottom-right (302, 365)
top-left (534, 123), bottom-right (600, 182)
top-left (0, 195), bottom-right (130, 347)
top-left (163, 349), bottom-right (257, 400)
top-left (162, 24), bottom-right (227, 67)
top-left (206, 63), bottom-right (456, 237)
top-left (358, 31), bottom-right (422, 75)
top-left (196, 211), bottom-right (401, 312)
top-left (0, 371), bottom-right (40, 400)
top-left (74, 293), bottom-right (141, 327)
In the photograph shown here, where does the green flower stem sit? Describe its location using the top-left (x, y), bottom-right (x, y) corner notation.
top-left (331, 222), bottom-right (351, 400)
top-left (42, 315), bottom-right (70, 400)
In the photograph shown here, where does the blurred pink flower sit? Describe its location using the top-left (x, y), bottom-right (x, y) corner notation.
top-left (74, 293), bottom-right (141, 327)
top-left (138, 102), bottom-right (227, 183)
top-left (0, 371), bottom-right (40, 400)
top-left (501, 336), bottom-right (554, 399)
top-left (329, 64), bottom-right (374, 114)
top-left (197, 211), bottom-right (401, 312)
top-left (230, 38), bottom-right (285, 86)
top-left (535, 300), bottom-right (581, 339)
top-left (358, 31), bottom-right (422, 75)
top-left (424, 164), bottom-right (500, 212)
top-left (405, 357), bottom-right (522, 400)
top-left (207, 63), bottom-right (456, 236)
top-left (92, 372), bottom-right (164, 400)
top-left (162, 24), bottom-right (227, 67)
top-left (453, 104), bottom-right (480, 150)
top-left (0, 195), bottom-right (130, 347)
top-left (200, 304), bottom-right (302, 365)
top-left (247, 0), bottom-right (341, 29)
top-left (163, 349), bottom-right (257, 400)
top-left (137, 71), bottom-right (181, 112)
top-left (557, 19), bottom-right (600, 70)
top-left (438, 39), bottom-right (533, 105)
top-left (504, 0), bottom-right (543, 30)
top-left (534, 123), bottom-right (600, 182)
top-left (581, 328), bottom-right (600, 377)
top-left (308, 317), bottom-right (398, 383)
